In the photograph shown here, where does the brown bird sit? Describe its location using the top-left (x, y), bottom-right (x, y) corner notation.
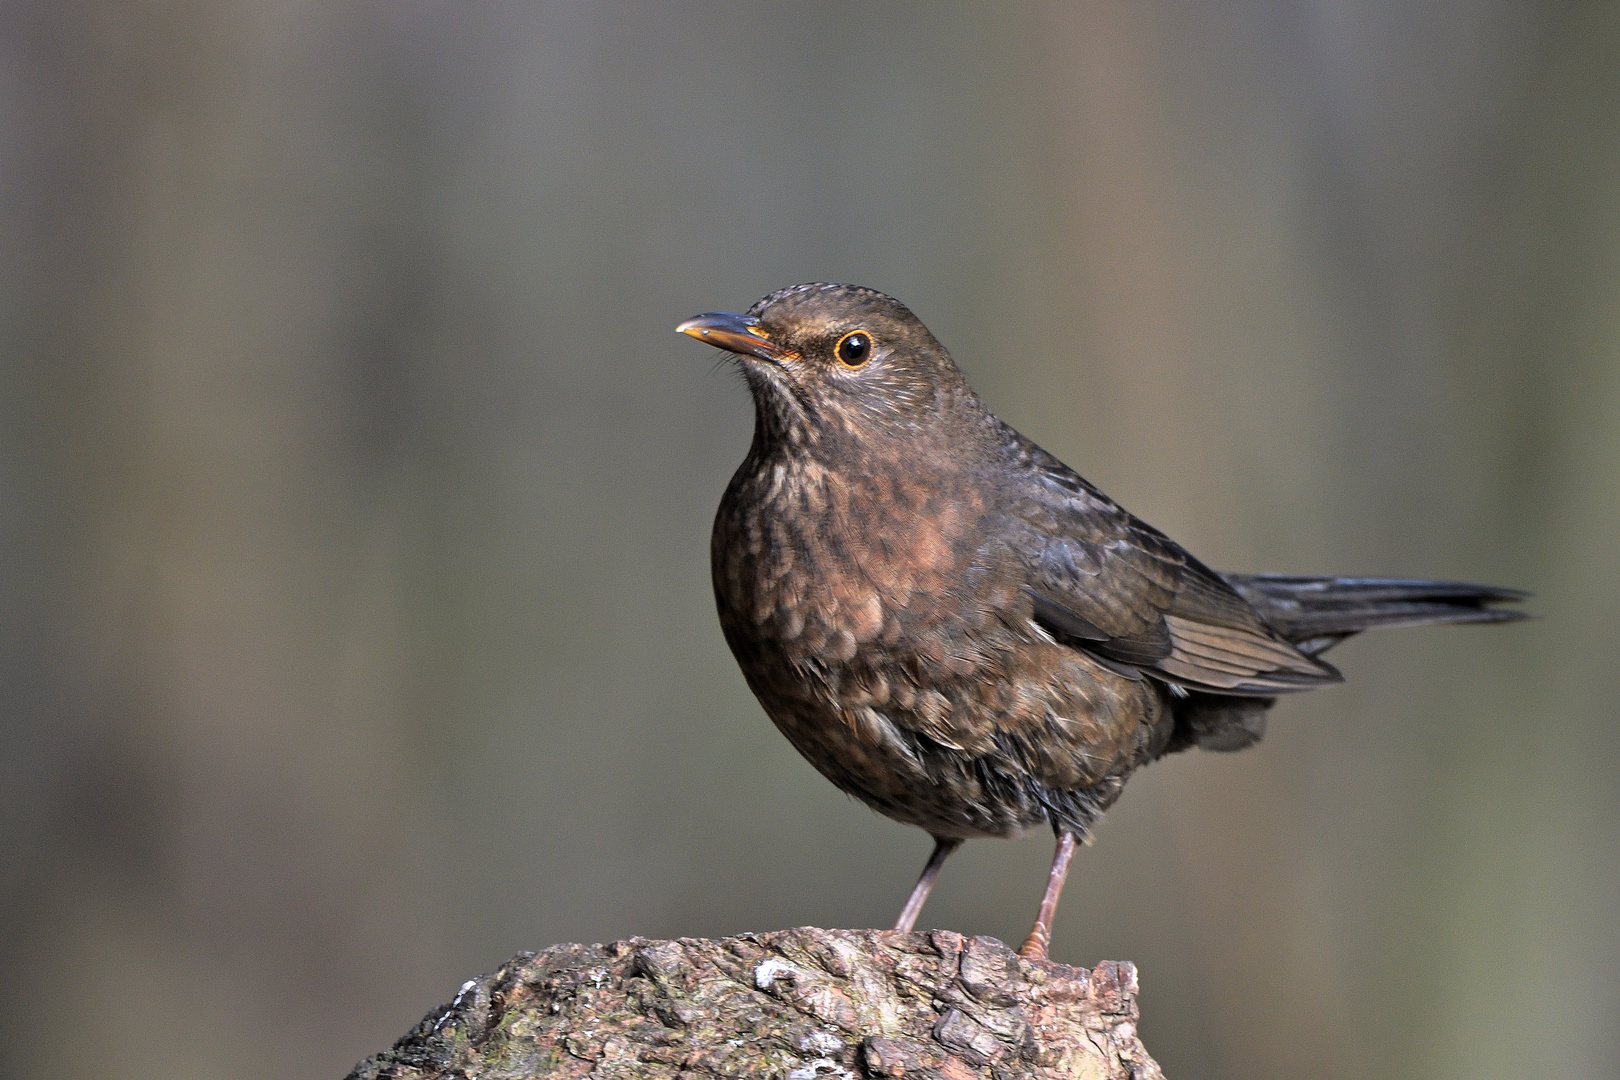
top-left (678, 282), bottom-right (1525, 960)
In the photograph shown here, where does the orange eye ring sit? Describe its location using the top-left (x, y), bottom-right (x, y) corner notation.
top-left (835, 331), bottom-right (872, 368)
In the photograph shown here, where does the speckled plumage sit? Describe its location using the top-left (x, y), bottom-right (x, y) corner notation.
top-left (682, 283), bottom-right (1524, 955)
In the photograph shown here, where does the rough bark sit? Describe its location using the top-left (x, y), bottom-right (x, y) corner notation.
top-left (346, 928), bottom-right (1162, 1079)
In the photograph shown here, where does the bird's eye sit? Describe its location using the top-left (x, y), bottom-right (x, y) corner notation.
top-left (835, 331), bottom-right (872, 368)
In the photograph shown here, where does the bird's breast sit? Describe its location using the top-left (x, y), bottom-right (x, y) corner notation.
top-left (712, 454), bottom-right (1002, 670)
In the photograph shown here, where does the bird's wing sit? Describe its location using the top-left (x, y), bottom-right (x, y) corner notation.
top-left (1010, 445), bottom-right (1341, 696)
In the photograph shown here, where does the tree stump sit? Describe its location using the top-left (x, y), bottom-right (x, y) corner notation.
top-left (347, 927), bottom-right (1163, 1079)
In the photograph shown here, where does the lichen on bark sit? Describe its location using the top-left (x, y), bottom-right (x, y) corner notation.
top-left (347, 928), bottom-right (1162, 1079)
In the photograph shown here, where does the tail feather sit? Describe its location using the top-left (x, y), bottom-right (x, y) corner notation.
top-left (1223, 574), bottom-right (1529, 654)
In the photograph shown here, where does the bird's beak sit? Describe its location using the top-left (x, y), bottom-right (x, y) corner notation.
top-left (675, 312), bottom-right (793, 362)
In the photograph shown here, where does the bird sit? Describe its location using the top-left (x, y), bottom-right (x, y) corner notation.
top-left (677, 282), bottom-right (1526, 961)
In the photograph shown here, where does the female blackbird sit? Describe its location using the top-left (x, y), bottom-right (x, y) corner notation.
top-left (679, 282), bottom-right (1524, 960)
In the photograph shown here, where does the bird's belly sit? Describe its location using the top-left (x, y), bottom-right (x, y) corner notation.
top-left (734, 632), bottom-right (1168, 841)
top-left (754, 687), bottom-right (1041, 839)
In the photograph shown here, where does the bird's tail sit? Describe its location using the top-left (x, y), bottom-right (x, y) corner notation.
top-left (1222, 574), bottom-right (1530, 655)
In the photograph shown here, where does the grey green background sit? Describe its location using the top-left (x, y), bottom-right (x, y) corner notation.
top-left (2, 3), bottom-right (1615, 1079)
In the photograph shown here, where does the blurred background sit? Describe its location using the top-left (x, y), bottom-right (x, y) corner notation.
top-left (1, 3), bottom-right (1615, 1078)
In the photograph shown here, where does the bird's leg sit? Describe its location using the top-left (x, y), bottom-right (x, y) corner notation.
top-left (892, 836), bottom-right (962, 933)
top-left (1019, 831), bottom-right (1078, 960)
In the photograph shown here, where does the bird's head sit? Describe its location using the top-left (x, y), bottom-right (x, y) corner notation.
top-left (678, 283), bottom-right (974, 456)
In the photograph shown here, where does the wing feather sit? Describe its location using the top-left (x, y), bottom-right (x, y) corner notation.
top-left (1004, 432), bottom-right (1340, 696)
